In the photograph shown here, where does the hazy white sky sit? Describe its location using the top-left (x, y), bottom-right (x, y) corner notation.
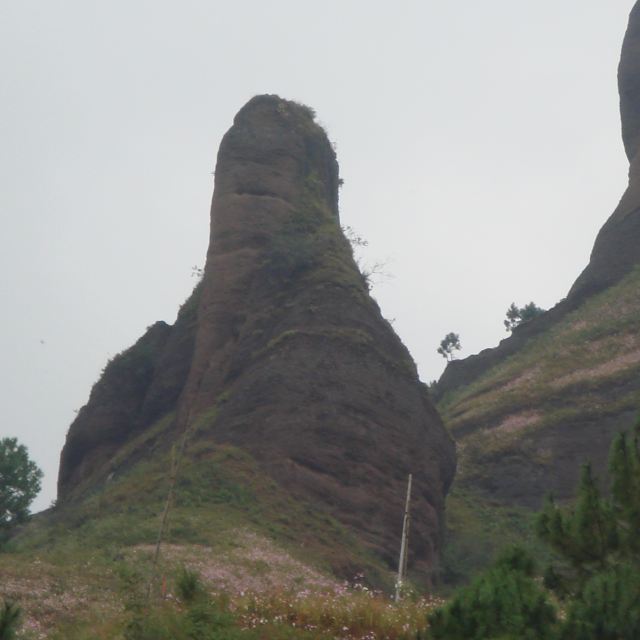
top-left (0, 1), bottom-right (635, 511)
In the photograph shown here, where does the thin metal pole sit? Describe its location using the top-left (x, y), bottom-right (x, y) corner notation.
top-left (395, 473), bottom-right (412, 601)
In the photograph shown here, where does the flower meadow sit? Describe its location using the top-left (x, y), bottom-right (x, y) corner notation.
top-left (121, 574), bottom-right (444, 640)
top-left (232, 583), bottom-right (444, 639)
top-left (1, 533), bottom-right (444, 639)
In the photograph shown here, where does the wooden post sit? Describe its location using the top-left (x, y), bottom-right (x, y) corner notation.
top-left (395, 473), bottom-right (412, 601)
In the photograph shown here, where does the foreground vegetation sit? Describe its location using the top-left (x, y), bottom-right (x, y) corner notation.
top-left (430, 419), bottom-right (640, 639)
top-left (0, 433), bottom-right (421, 639)
top-left (3, 371), bottom-right (640, 639)
top-left (0, 550), bottom-right (441, 639)
top-left (3, 420), bottom-right (640, 638)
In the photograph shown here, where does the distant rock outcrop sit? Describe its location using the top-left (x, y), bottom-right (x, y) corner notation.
top-left (436, 2), bottom-right (640, 509)
top-left (438, 3), bottom-right (640, 401)
top-left (620, 2), bottom-right (640, 168)
top-left (570, 1), bottom-right (640, 300)
top-left (58, 95), bottom-right (456, 580)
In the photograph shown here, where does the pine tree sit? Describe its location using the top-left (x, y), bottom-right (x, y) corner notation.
top-left (560, 565), bottom-right (640, 640)
top-left (427, 547), bottom-right (557, 640)
top-left (536, 463), bottom-right (617, 594)
top-left (537, 420), bottom-right (640, 639)
top-left (608, 420), bottom-right (640, 559)
top-left (429, 415), bottom-right (640, 640)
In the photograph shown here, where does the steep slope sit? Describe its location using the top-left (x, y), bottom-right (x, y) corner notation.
top-left (55, 95), bottom-right (455, 583)
top-left (440, 267), bottom-right (640, 502)
top-left (438, 2), bottom-right (640, 401)
top-left (435, 3), bottom-right (640, 515)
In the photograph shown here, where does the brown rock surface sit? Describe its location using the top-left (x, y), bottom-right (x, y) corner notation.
top-left (57, 95), bottom-right (456, 580)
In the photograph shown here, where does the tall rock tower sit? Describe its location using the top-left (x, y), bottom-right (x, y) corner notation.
top-left (57, 96), bottom-right (456, 581)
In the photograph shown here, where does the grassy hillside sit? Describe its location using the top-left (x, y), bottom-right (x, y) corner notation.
top-left (11, 425), bottom-right (389, 577)
top-left (437, 266), bottom-right (640, 582)
top-left (1, 526), bottom-right (440, 639)
top-left (440, 265), bottom-right (640, 487)
top-left (2, 410), bottom-right (428, 637)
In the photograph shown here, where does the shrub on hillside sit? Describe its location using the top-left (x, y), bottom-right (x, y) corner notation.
top-left (427, 547), bottom-right (556, 640)
top-left (429, 416), bottom-right (640, 640)
top-left (124, 599), bottom-right (244, 640)
top-left (504, 302), bottom-right (545, 332)
top-left (0, 601), bottom-right (22, 640)
top-left (176, 566), bottom-right (203, 604)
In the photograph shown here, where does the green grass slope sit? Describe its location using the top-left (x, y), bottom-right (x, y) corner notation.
top-left (11, 416), bottom-right (387, 581)
top-left (1, 411), bottom-right (412, 636)
top-left (438, 266), bottom-right (640, 583)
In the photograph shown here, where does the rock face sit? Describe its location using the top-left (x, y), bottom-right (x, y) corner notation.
top-left (58, 96), bottom-right (456, 579)
top-left (570, 1), bottom-right (640, 301)
top-left (436, 3), bottom-right (640, 509)
top-left (620, 2), bottom-right (640, 168)
top-left (439, 3), bottom-right (640, 401)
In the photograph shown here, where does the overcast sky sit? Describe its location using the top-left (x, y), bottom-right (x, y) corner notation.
top-left (1, 1), bottom-right (635, 511)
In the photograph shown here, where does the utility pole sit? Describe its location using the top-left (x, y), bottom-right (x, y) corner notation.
top-left (395, 473), bottom-right (412, 601)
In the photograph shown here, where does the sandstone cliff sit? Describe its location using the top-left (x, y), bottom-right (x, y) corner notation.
top-left (57, 96), bottom-right (456, 582)
top-left (435, 3), bottom-right (640, 516)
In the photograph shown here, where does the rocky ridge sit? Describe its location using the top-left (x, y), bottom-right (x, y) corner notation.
top-left (435, 2), bottom-right (640, 509)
